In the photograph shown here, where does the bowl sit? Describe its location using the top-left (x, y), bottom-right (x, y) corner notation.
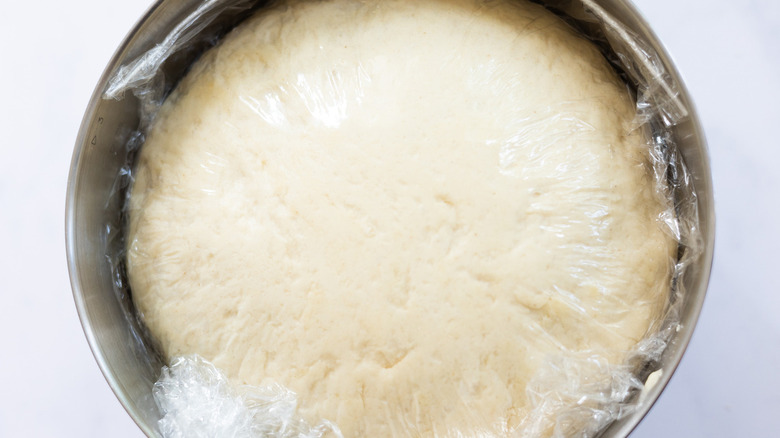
top-left (66, 0), bottom-right (715, 436)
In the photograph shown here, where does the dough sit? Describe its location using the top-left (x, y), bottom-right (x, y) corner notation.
top-left (126, 0), bottom-right (675, 435)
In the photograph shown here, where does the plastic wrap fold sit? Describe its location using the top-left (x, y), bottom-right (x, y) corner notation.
top-left (104, 0), bottom-right (702, 437)
top-left (154, 356), bottom-right (342, 438)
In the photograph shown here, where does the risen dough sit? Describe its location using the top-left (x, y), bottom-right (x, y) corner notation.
top-left (127, 0), bottom-right (674, 436)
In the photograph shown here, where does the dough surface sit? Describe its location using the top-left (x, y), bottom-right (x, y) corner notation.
top-left (127, 0), bottom-right (674, 436)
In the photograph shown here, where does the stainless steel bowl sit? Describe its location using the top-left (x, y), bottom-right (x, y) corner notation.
top-left (66, 1), bottom-right (715, 436)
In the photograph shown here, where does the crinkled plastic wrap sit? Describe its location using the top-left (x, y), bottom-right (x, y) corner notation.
top-left (154, 355), bottom-right (342, 437)
top-left (104, 0), bottom-right (702, 437)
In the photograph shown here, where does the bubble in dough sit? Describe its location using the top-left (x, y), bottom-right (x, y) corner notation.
top-left (127, 0), bottom-right (675, 436)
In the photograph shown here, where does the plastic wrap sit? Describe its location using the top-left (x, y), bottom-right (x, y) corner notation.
top-left (106, 0), bottom-right (259, 127)
top-left (154, 355), bottom-right (342, 438)
top-left (105, 0), bottom-right (702, 437)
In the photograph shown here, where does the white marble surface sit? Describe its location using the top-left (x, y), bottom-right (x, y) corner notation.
top-left (0, 0), bottom-right (777, 436)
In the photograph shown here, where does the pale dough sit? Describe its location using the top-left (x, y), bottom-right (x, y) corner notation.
top-left (127, 0), bottom-right (675, 436)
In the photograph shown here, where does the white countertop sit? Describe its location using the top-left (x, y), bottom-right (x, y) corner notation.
top-left (0, 0), bottom-right (777, 436)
